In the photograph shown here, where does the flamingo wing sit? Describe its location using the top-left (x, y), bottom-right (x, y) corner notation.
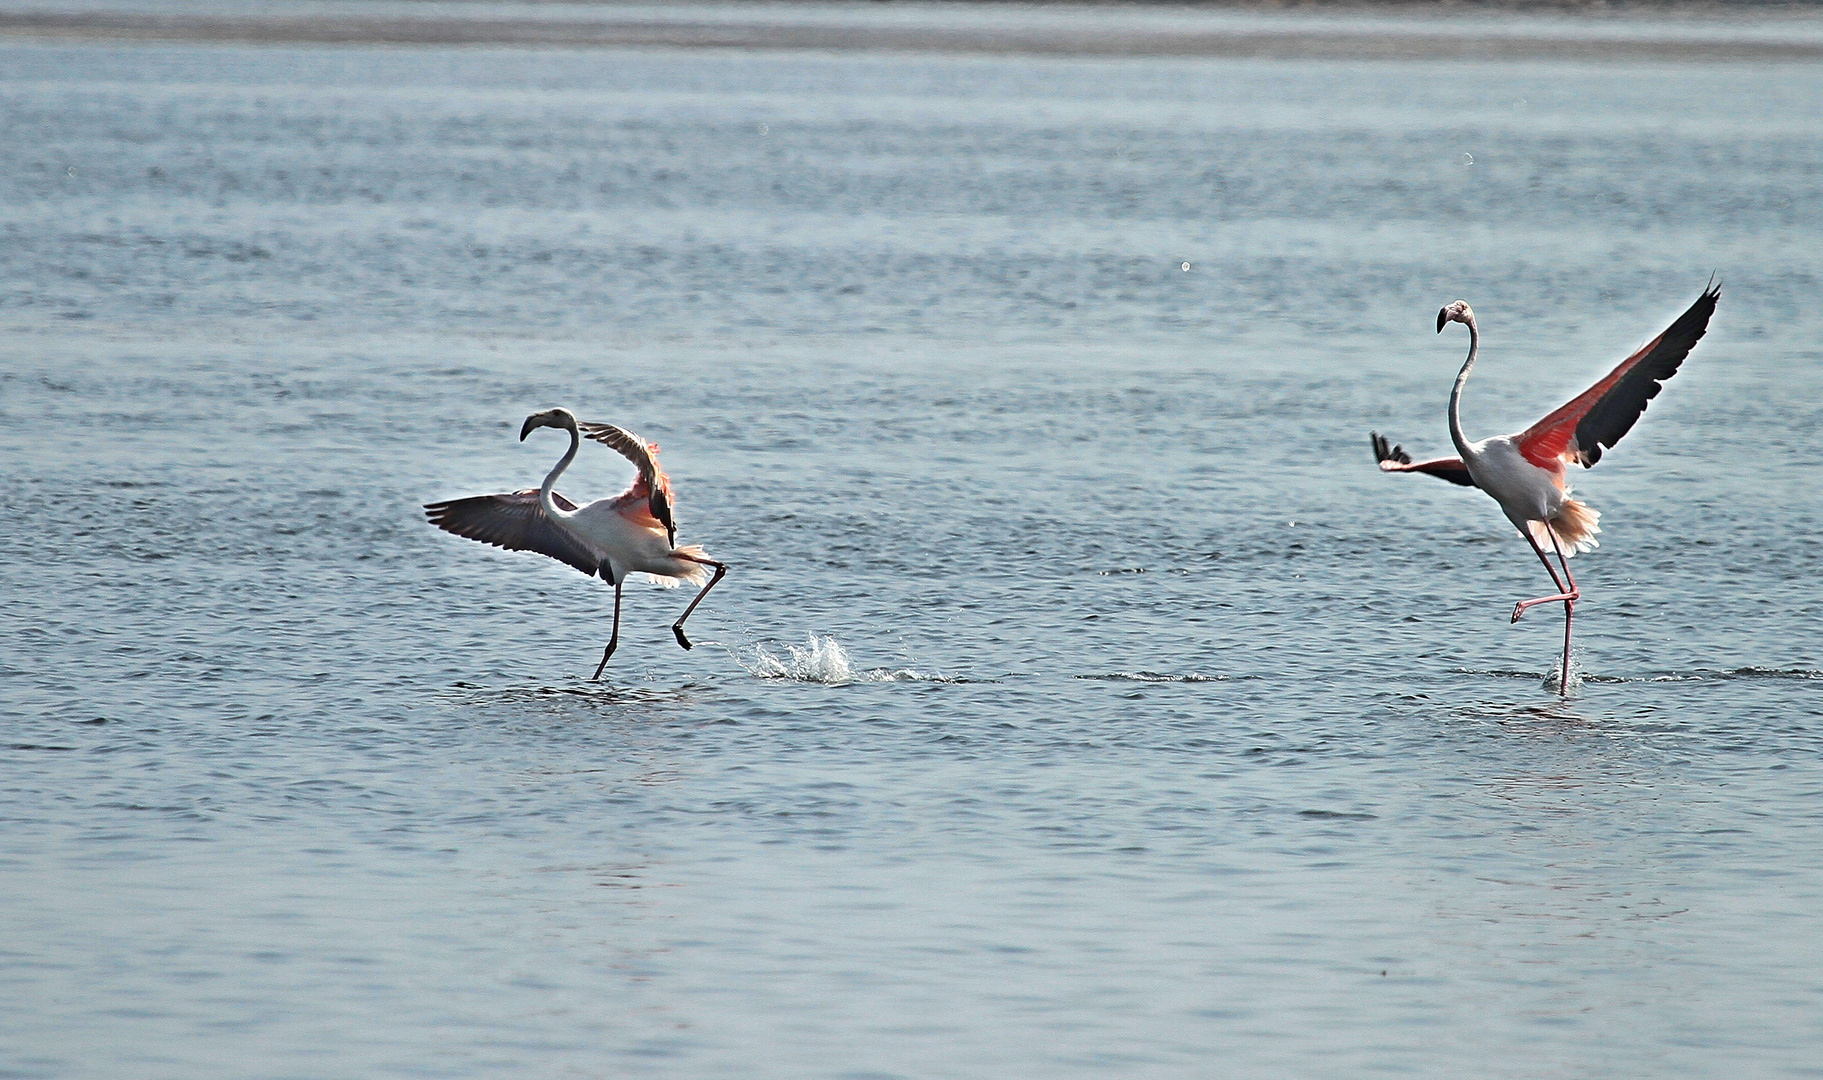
top-left (1371, 432), bottom-right (1478, 487)
top-left (1516, 281), bottom-right (1720, 470)
top-left (577, 422), bottom-right (677, 546)
top-left (424, 489), bottom-right (603, 577)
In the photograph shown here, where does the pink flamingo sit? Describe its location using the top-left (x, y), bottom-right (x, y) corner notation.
top-left (426, 408), bottom-right (727, 679)
top-left (1372, 281), bottom-right (1720, 692)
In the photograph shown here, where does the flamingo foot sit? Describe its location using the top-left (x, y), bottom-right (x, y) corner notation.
top-left (673, 625), bottom-right (693, 650)
top-left (1511, 591), bottom-right (1579, 624)
top-left (592, 641), bottom-right (617, 681)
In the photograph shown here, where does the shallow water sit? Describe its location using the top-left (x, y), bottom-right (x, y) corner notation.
top-left (4, 29), bottom-right (1823, 1080)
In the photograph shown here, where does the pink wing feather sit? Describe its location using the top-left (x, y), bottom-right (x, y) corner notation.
top-left (1516, 281), bottom-right (1719, 470)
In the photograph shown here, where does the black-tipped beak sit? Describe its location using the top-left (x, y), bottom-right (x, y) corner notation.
top-left (1436, 308), bottom-right (1448, 333)
top-left (519, 416), bottom-right (538, 441)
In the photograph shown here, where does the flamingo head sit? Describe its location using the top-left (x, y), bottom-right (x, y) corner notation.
top-left (520, 407), bottom-right (578, 440)
top-left (1436, 300), bottom-right (1474, 333)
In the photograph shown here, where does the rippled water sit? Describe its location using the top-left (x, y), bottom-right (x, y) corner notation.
top-left (5, 28), bottom-right (1823, 1079)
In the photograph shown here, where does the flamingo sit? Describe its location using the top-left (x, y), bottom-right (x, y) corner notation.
top-left (425, 408), bottom-right (727, 679)
top-left (1371, 281), bottom-right (1720, 692)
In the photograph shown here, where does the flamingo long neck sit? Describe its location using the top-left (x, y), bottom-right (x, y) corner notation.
top-left (538, 422), bottom-right (580, 518)
top-left (1446, 316), bottom-right (1480, 461)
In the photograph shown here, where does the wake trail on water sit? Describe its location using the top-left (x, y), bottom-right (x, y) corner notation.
top-left (445, 681), bottom-right (697, 705)
top-left (730, 633), bottom-right (962, 686)
top-left (1076, 671), bottom-right (1228, 683)
top-left (1463, 665), bottom-right (1823, 686)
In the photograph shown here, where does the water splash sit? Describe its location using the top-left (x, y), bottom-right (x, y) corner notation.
top-left (1461, 659), bottom-right (1583, 695)
top-left (747, 633), bottom-right (857, 683)
top-left (1541, 662), bottom-right (1583, 697)
top-left (739, 633), bottom-right (953, 685)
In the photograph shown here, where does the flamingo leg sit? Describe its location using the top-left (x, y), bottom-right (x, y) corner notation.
top-left (1510, 526), bottom-right (1578, 623)
top-left (1547, 528), bottom-right (1578, 692)
top-left (1509, 526), bottom-right (1580, 692)
top-left (592, 578), bottom-right (625, 681)
top-left (670, 559), bottom-right (728, 651)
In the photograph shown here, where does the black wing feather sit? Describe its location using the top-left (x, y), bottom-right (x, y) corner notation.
top-left (1572, 280), bottom-right (1719, 467)
top-left (424, 489), bottom-right (602, 577)
top-left (1371, 432), bottom-right (1478, 488)
top-left (1371, 432), bottom-right (1411, 466)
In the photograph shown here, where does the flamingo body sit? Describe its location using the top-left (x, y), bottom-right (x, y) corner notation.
top-left (554, 492), bottom-right (710, 588)
top-left (1460, 435), bottom-right (1601, 557)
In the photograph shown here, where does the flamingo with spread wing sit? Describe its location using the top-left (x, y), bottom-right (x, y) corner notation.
top-left (426, 408), bottom-right (727, 679)
top-left (1372, 280), bottom-right (1720, 692)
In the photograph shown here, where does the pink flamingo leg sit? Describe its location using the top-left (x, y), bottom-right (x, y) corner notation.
top-left (592, 578), bottom-right (625, 681)
top-left (1510, 526), bottom-right (1579, 691)
top-left (670, 558), bottom-right (728, 651)
top-left (1510, 527), bottom-right (1578, 623)
top-left (1548, 529), bottom-right (1578, 691)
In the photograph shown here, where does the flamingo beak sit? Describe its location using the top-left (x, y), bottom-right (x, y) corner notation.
top-left (1436, 307), bottom-right (1448, 333)
top-left (519, 414), bottom-right (542, 441)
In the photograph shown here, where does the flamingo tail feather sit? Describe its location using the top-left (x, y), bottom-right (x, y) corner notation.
top-left (1527, 499), bottom-right (1602, 557)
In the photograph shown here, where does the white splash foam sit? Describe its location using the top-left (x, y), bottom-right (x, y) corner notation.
top-left (748, 633), bottom-right (857, 684)
top-left (740, 633), bottom-right (950, 685)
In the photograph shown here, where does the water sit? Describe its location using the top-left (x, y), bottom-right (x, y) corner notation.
top-left (5, 21), bottom-right (1823, 1079)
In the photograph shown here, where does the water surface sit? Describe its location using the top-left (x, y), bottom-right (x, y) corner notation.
top-left (4, 29), bottom-right (1823, 1080)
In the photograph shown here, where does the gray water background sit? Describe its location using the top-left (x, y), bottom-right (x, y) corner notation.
top-left (3, 19), bottom-right (1823, 1079)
